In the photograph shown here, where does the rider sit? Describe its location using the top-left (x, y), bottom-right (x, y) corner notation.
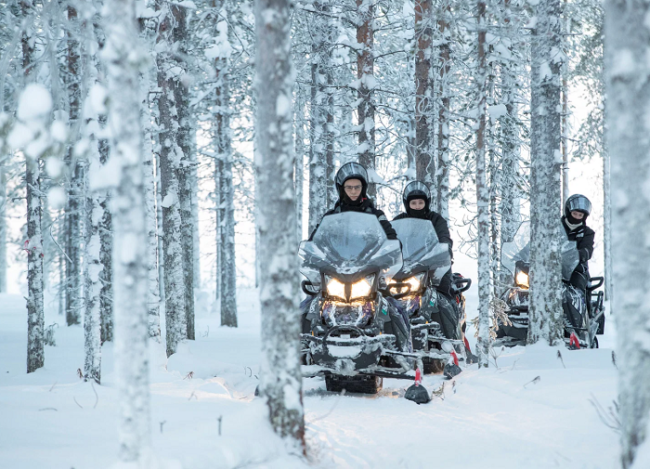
top-left (309, 162), bottom-right (397, 240)
top-left (562, 194), bottom-right (595, 294)
top-left (393, 181), bottom-right (454, 297)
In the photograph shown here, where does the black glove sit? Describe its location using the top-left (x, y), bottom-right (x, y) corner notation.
top-left (579, 248), bottom-right (590, 263)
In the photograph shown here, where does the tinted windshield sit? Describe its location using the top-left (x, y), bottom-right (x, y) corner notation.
top-left (392, 218), bottom-right (451, 284)
top-left (501, 221), bottom-right (579, 281)
top-left (299, 212), bottom-right (402, 282)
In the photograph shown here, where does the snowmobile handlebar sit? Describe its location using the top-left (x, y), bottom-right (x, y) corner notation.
top-left (453, 276), bottom-right (472, 293)
top-left (587, 277), bottom-right (604, 291)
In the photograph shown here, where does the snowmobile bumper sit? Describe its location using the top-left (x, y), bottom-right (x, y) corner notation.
top-left (300, 325), bottom-right (457, 380)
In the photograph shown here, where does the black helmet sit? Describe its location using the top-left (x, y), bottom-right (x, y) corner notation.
top-left (565, 194), bottom-right (591, 224)
top-left (335, 162), bottom-right (368, 200)
top-left (403, 181), bottom-right (431, 213)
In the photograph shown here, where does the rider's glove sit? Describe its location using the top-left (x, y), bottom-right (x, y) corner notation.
top-left (579, 248), bottom-right (590, 263)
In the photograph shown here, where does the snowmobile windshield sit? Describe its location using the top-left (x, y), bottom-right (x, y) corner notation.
top-left (501, 221), bottom-right (580, 281)
top-left (299, 212), bottom-right (403, 283)
top-left (391, 218), bottom-right (451, 283)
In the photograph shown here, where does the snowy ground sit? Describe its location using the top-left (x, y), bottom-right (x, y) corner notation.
top-left (0, 253), bottom-right (619, 468)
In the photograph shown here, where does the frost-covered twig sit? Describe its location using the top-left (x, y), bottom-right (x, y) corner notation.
top-left (589, 394), bottom-right (620, 433)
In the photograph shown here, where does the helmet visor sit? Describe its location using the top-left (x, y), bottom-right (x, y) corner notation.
top-left (566, 196), bottom-right (591, 215)
top-left (336, 162), bottom-right (368, 187)
top-left (403, 181), bottom-right (431, 202)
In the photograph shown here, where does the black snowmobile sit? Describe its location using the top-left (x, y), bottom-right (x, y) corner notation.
top-left (299, 211), bottom-right (420, 394)
top-left (387, 218), bottom-right (472, 375)
top-left (495, 222), bottom-right (605, 349)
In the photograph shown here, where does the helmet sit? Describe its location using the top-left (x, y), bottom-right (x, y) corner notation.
top-left (403, 181), bottom-right (431, 213)
top-left (565, 194), bottom-right (592, 217)
top-left (335, 162), bottom-right (368, 200)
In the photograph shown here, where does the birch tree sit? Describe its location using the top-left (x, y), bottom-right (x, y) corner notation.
top-left (254, 0), bottom-right (305, 446)
top-left (101, 0), bottom-right (151, 459)
top-left (527, 0), bottom-right (564, 345)
top-left (605, 1), bottom-right (650, 466)
top-left (0, 161), bottom-right (6, 293)
top-left (475, 0), bottom-right (491, 367)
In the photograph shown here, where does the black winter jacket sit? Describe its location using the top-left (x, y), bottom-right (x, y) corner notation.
top-left (309, 198), bottom-right (397, 240)
top-left (393, 210), bottom-right (453, 253)
top-left (562, 216), bottom-right (595, 272)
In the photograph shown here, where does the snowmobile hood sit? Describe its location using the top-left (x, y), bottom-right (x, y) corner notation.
top-left (391, 218), bottom-right (451, 284)
top-left (299, 212), bottom-right (403, 283)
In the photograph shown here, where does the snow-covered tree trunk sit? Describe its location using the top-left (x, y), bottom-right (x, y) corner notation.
top-left (414, 0), bottom-right (434, 186)
top-left (603, 148), bottom-right (612, 304)
top-left (434, 3), bottom-right (451, 218)
top-left (144, 154), bottom-right (161, 339)
top-left (98, 117), bottom-right (113, 343)
top-left (140, 31), bottom-right (161, 340)
top-left (0, 162), bottom-right (6, 293)
top-left (156, 0), bottom-right (187, 356)
top-left (84, 174), bottom-right (102, 384)
top-left (295, 91), bottom-right (305, 240)
top-left (476, 0), bottom-right (491, 368)
top-left (527, 0), bottom-right (564, 346)
top-left (102, 0), bottom-right (151, 459)
top-left (64, 4), bottom-right (83, 327)
top-left (307, 1), bottom-right (333, 233)
top-left (356, 0), bottom-right (376, 197)
top-left (210, 3), bottom-right (238, 326)
top-left (254, 0), bottom-right (305, 446)
top-left (171, 4), bottom-right (195, 340)
top-left (606, 1), bottom-right (650, 466)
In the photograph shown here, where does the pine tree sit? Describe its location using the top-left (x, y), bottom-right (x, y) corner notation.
top-left (605, 1), bottom-right (650, 466)
top-left (356, 0), bottom-right (375, 196)
top-left (101, 0), bottom-right (151, 459)
top-left (254, 0), bottom-right (305, 447)
top-left (527, 0), bottom-right (564, 346)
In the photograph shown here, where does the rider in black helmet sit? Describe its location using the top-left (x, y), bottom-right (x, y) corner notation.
top-left (562, 194), bottom-right (595, 294)
top-left (309, 162), bottom-right (397, 240)
top-left (393, 181), bottom-right (454, 297)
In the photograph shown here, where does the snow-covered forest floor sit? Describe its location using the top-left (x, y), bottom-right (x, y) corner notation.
top-left (0, 253), bottom-right (619, 469)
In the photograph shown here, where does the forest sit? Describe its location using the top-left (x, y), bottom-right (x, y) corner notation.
top-left (0, 0), bottom-right (648, 468)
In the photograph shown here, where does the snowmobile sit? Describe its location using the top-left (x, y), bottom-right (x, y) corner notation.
top-left (299, 212), bottom-right (421, 394)
top-left (495, 222), bottom-right (605, 349)
top-left (387, 218), bottom-right (472, 375)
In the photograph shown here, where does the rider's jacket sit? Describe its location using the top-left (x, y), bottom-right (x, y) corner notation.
top-left (562, 216), bottom-right (595, 274)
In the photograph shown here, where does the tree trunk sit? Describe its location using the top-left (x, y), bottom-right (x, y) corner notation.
top-left (308, 1), bottom-right (333, 233)
top-left (171, 4), bottom-right (195, 340)
top-left (0, 162), bottom-right (6, 293)
top-left (156, 0), bottom-right (187, 356)
top-left (356, 0), bottom-right (375, 197)
top-left (254, 0), bottom-right (305, 447)
top-left (527, 0), bottom-right (564, 346)
top-left (98, 116), bottom-right (113, 343)
top-left (605, 1), bottom-right (650, 467)
top-left (103, 0), bottom-right (150, 460)
top-left (415, 0), bottom-right (434, 187)
top-left (476, 0), bottom-right (491, 368)
top-left (64, 5), bottom-right (83, 327)
top-left (435, 2), bottom-right (451, 217)
top-left (84, 177), bottom-right (102, 384)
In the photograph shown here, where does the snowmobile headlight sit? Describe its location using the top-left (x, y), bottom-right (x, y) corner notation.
top-left (515, 269), bottom-right (529, 290)
top-left (325, 276), bottom-right (346, 301)
top-left (350, 274), bottom-right (375, 301)
top-left (387, 273), bottom-right (425, 297)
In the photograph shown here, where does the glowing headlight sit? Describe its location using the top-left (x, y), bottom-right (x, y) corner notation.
top-left (325, 277), bottom-right (346, 300)
top-left (515, 270), bottom-right (529, 289)
top-left (350, 275), bottom-right (375, 301)
top-left (388, 273), bottom-right (425, 296)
